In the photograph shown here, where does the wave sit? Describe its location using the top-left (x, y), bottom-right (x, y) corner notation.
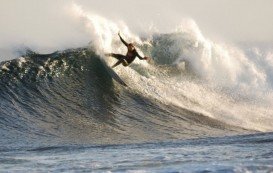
top-left (0, 46), bottom-right (251, 147)
top-left (1, 6), bottom-right (273, 147)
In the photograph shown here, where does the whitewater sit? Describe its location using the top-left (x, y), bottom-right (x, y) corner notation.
top-left (1, 3), bottom-right (273, 172)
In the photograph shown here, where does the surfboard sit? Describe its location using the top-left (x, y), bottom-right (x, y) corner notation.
top-left (100, 58), bottom-right (127, 87)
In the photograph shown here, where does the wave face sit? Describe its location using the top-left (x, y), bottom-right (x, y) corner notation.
top-left (0, 47), bottom-right (250, 148)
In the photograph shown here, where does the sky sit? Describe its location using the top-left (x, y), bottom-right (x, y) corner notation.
top-left (0, 0), bottom-right (273, 60)
top-left (77, 0), bottom-right (273, 42)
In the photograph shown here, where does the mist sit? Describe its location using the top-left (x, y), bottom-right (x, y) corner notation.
top-left (0, 0), bottom-right (273, 60)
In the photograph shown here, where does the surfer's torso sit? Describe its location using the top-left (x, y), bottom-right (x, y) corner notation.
top-left (125, 49), bottom-right (138, 64)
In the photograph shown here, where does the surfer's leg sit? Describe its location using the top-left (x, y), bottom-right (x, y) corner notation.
top-left (107, 54), bottom-right (127, 68)
top-left (112, 60), bottom-right (123, 68)
top-left (122, 59), bottom-right (129, 66)
top-left (112, 59), bottom-right (129, 68)
top-left (105, 53), bottom-right (126, 61)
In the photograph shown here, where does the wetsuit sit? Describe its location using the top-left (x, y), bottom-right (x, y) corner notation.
top-left (107, 34), bottom-right (145, 68)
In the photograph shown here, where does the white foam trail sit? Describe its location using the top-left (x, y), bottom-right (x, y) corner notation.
top-left (122, 64), bottom-right (273, 132)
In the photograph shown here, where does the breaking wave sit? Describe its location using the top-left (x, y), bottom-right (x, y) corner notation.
top-left (1, 5), bottom-right (273, 148)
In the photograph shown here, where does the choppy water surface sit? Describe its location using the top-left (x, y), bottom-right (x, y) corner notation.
top-left (1, 133), bottom-right (273, 172)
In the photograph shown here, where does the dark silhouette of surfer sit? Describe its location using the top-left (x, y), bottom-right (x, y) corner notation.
top-left (105, 32), bottom-right (150, 68)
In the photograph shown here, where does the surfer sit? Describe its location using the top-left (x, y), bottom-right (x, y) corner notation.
top-left (105, 32), bottom-right (150, 68)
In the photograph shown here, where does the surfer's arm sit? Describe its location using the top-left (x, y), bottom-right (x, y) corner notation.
top-left (136, 51), bottom-right (148, 60)
top-left (118, 33), bottom-right (128, 47)
top-left (136, 51), bottom-right (144, 60)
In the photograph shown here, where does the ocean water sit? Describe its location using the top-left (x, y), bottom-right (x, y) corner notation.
top-left (1, 133), bottom-right (273, 172)
top-left (1, 5), bottom-right (273, 172)
top-left (0, 45), bottom-right (272, 172)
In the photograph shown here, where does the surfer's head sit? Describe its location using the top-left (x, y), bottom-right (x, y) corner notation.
top-left (128, 43), bottom-right (135, 51)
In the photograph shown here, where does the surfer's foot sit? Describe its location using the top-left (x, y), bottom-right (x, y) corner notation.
top-left (122, 59), bottom-right (129, 66)
top-left (105, 53), bottom-right (112, 57)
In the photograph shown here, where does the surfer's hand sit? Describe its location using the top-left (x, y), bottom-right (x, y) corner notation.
top-left (144, 57), bottom-right (149, 60)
